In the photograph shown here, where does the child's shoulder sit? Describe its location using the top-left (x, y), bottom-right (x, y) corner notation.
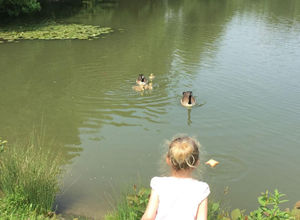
top-left (150, 176), bottom-right (167, 182)
top-left (150, 176), bottom-right (172, 193)
top-left (150, 176), bottom-right (210, 198)
top-left (150, 176), bottom-right (209, 189)
top-left (150, 176), bottom-right (168, 186)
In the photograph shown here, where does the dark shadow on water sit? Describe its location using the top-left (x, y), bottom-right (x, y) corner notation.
top-left (0, 0), bottom-right (120, 25)
top-left (0, 1), bottom-right (82, 25)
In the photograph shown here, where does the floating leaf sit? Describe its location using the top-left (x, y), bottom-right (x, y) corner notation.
top-left (0, 22), bottom-right (113, 43)
top-left (231, 208), bottom-right (242, 220)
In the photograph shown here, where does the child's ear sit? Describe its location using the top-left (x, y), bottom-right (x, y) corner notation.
top-left (166, 156), bottom-right (171, 166)
top-left (196, 160), bottom-right (200, 166)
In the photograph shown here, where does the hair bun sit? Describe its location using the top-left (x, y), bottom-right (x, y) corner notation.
top-left (168, 136), bottom-right (200, 171)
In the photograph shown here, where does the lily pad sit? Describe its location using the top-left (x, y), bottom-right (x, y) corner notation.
top-left (0, 22), bottom-right (113, 43)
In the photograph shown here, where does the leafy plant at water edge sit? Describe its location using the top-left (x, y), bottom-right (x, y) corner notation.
top-left (126, 186), bottom-right (151, 219)
top-left (230, 189), bottom-right (293, 220)
top-left (246, 189), bottom-right (293, 220)
top-left (208, 201), bottom-right (233, 220)
top-left (105, 185), bottom-right (151, 220)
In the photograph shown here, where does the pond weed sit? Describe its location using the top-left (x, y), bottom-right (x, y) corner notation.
top-left (0, 22), bottom-right (113, 42)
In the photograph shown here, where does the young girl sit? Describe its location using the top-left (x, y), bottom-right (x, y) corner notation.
top-left (142, 136), bottom-right (210, 220)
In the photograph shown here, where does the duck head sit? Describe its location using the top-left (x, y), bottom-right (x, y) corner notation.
top-left (138, 74), bottom-right (146, 82)
top-left (182, 91), bottom-right (193, 104)
top-left (149, 73), bottom-right (155, 80)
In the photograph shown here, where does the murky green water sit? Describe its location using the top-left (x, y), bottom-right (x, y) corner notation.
top-left (1, 0), bottom-right (300, 218)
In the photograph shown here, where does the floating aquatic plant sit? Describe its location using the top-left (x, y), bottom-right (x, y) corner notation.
top-left (0, 22), bottom-right (113, 42)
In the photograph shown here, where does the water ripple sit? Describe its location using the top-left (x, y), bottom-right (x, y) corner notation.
top-left (70, 75), bottom-right (171, 128)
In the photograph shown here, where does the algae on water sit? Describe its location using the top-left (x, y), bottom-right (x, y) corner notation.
top-left (0, 23), bottom-right (113, 42)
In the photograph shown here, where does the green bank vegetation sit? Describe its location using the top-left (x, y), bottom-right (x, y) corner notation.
top-left (0, 0), bottom-right (41, 17)
top-left (0, 136), bottom-right (62, 219)
top-left (105, 185), bottom-right (300, 220)
top-left (105, 186), bottom-right (151, 220)
top-left (0, 22), bottom-right (112, 43)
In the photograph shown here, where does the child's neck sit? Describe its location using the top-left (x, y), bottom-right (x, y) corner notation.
top-left (171, 169), bottom-right (193, 178)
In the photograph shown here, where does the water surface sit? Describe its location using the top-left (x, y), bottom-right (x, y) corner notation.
top-left (1, 0), bottom-right (300, 218)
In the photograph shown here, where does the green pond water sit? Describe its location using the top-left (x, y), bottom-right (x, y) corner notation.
top-left (1, 0), bottom-right (300, 218)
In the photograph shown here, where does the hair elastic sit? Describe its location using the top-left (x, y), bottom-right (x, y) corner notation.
top-left (185, 154), bottom-right (196, 168)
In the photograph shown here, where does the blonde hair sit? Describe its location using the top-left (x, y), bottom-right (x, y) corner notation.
top-left (167, 136), bottom-right (200, 171)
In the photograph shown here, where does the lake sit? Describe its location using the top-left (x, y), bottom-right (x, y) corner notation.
top-left (0, 0), bottom-right (300, 218)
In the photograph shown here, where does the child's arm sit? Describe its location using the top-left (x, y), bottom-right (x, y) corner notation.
top-left (141, 189), bottom-right (159, 220)
top-left (196, 198), bottom-right (208, 220)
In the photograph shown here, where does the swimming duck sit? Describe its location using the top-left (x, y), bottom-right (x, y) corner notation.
top-left (181, 91), bottom-right (196, 107)
top-left (136, 74), bottom-right (148, 86)
top-left (149, 73), bottom-right (155, 81)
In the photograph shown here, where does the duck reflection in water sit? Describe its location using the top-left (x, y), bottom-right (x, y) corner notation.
top-left (186, 102), bottom-right (206, 126)
top-left (187, 108), bottom-right (192, 126)
top-left (181, 91), bottom-right (195, 126)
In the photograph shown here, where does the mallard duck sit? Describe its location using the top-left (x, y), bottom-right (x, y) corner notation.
top-left (136, 74), bottom-right (148, 86)
top-left (144, 82), bottom-right (153, 90)
top-left (181, 91), bottom-right (196, 107)
top-left (149, 73), bottom-right (155, 81)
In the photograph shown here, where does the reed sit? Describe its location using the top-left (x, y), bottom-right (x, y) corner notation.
top-left (0, 135), bottom-right (62, 218)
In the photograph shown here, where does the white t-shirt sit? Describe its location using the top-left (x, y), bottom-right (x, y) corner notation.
top-left (150, 176), bottom-right (210, 220)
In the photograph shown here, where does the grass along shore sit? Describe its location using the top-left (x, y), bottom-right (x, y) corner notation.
top-left (0, 136), bottom-right (63, 219)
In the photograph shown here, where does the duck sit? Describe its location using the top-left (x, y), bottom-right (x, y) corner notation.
top-left (149, 73), bottom-right (155, 81)
top-left (181, 91), bottom-right (196, 107)
top-left (144, 82), bottom-right (153, 90)
top-left (136, 74), bottom-right (148, 86)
